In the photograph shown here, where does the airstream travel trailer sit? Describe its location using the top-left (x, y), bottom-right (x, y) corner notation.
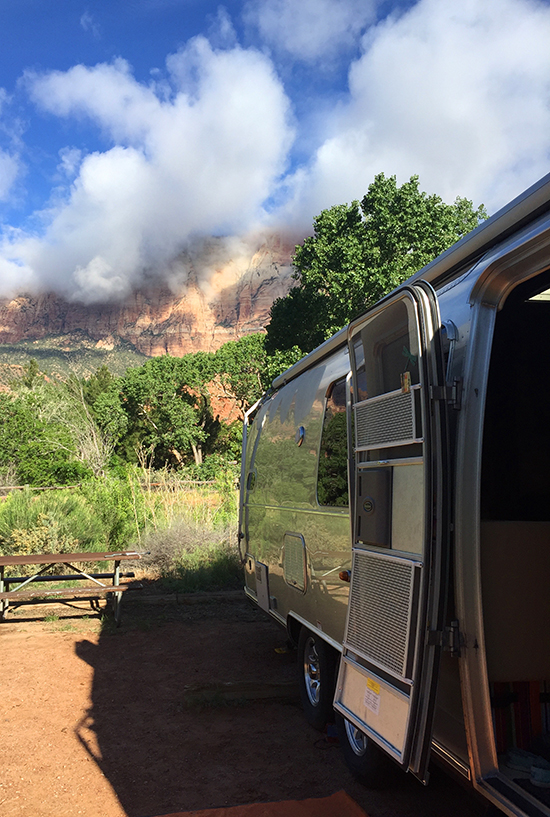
top-left (239, 172), bottom-right (550, 817)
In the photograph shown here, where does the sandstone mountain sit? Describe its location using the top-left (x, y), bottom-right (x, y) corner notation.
top-left (0, 236), bottom-right (295, 358)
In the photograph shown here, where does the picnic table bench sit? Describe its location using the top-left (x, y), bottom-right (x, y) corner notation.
top-left (0, 551), bottom-right (143, 624)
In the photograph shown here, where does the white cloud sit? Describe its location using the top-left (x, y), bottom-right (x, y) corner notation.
top-left (0, 227), bottom-right (37, 295)
top-left (6, 39), bottom-right (293, 302)
top-left (0, 88), bottom-right (22, 203)
top-left (278, 0), bottom-right (550, 222)
top-left (3, 0), bottom-right (550, 305)
top-left (0, 149), bottom-right (19, 202)
top-left (73, 255), bottom-right (129, 302)
top-left (57, 146), bottom-right (82, 177)
top-left (207, 6), bottom-right (238, 49)
top-left (26, 58), bottom-right (158, 145)
top-left (244, 0), bottom-right (377, 62)
top-left (80, 11), bottom-right (101, 38)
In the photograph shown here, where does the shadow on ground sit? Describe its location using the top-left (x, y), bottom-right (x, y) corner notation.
top-left (72, 594), bottom-right (487, 817)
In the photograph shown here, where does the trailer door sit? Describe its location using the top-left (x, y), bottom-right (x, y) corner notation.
top-left (334, 283), bottom-right (450, 784)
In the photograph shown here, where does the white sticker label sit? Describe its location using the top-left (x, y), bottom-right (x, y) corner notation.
top-left (364, 678), bottom-right (381, 715)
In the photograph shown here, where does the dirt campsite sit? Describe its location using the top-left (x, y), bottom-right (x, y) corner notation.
top-left (0, 590), bottom-right (485, 817)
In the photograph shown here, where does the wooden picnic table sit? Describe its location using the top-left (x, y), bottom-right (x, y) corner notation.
top-left (0, 551), bottom-right (143, 624)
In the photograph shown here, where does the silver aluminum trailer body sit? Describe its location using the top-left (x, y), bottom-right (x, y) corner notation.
top-left (239, 172), bottom-right (550, 817)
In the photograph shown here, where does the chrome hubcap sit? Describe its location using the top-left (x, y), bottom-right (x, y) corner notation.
top-left (344, 719), bottom-right (368, 756)
top-left (303, 636), bottom-right (321, 706)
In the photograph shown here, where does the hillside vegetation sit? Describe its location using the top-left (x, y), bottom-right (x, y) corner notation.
top-left (0, 334), bottom-right (300, 585)
top-left (0, 334), bottom-right (149, 379)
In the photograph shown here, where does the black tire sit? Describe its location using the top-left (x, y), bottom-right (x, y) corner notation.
top-left (335, 711), bottom-right (395, 788)
top-left (297, 627), bottom-right (337, 730)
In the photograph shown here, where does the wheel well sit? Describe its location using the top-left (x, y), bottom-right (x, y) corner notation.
top-left (287, 617), bottom-right (341, 664)
top-left (287, 615), bottom-right (301, 647)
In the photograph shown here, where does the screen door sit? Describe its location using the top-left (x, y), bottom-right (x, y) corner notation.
top-left (334, 282), bottom-right (450, 783)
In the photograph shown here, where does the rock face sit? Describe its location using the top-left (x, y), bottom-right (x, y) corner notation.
top-left (0, 236), bottom-right (295, 356)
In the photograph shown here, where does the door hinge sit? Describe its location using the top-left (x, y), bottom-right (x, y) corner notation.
top-left (430, 378), bottom-right (462, 410)
top-left (428, 620), bottom-right (462, 657)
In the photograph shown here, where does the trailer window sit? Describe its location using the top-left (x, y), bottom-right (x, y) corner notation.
top-left (353, 299), bottom-right (420, 400)
top-left (350, 295), bottom-right (423, 461)
top-left (317, 378), bottom-right (348, 507)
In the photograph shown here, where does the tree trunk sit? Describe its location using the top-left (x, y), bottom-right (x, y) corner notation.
top-left (170, 448), bottom-right (183, 465)
top-left (191, 443), bottom-right (203, 466)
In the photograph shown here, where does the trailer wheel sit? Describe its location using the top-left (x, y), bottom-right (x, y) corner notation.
top-left (297, 628), bottom-right (337, 730)
top-left (335, 712), bottom-right (394, 788)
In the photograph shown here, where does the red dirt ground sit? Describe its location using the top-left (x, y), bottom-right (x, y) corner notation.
top-left (0, 593), bottom-right (486, 817)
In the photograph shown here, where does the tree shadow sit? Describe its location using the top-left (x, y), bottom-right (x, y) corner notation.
top-left (72, 598), bottom-right (301, 817)
top-left (72, 597), bottom-right (487, 817)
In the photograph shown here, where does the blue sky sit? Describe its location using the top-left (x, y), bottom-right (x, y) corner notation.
top-left (1, 0), bottom-right (550, 303)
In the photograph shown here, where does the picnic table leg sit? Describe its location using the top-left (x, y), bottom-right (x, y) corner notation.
top-left (112, 559), bottom-right (122, 625)
top-left (0, 566), bottom-right (7, 620)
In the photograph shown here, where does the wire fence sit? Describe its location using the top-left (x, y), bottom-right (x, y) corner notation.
top-left (0, 479), bottom-right (216, 498)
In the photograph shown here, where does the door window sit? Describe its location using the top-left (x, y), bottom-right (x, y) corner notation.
top-left (352, 298), bottom-right (420, 400)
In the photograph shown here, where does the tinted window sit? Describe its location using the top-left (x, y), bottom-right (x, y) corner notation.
top-left (317, 378), bottom-right (349, 507)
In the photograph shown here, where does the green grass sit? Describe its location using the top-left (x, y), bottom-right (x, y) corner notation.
top-left (0, 470), bottom-right (241, 592)
top-left (161, 540), bottom-right (242, 593)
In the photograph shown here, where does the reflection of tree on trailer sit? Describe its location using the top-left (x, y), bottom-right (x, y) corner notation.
top-left (240, 173), bottom-right (550, 816)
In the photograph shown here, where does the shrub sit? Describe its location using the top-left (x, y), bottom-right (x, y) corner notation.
top-left (0, 470), bottom-right (241, 588)
top-left (0, 489), bottom-right (105, 553)
top-left (80, 471), bottom-right (150, 549)
top-left (6, 515), bottom-right (78, 557)
top-left (170, 540), bottom-right (242, 592)
top-left (137, 473), bottom-right (241, 591)
top-left (0, 488), bottom-right (107, 574)
top-left (0, 477), bottom-right (149, 564)
top-left (141, 519), bottom-right (241, 592)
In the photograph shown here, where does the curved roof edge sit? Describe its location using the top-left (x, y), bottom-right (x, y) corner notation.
top-left (409, 170), bottom-right (550, 288)
top-left (272, 171), bottom-right (550, 391)
top-left (272, 326), bottom-right (348, 390)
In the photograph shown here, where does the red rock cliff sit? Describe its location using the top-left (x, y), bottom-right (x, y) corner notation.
top-left (0, 237), bottom-right (295, 356)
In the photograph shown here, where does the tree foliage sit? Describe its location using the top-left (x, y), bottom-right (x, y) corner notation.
top-left (117, 353), bottom-right (217, 468)
top-left (0, 339), bottom-right (303, 485)
top-left (22, 358), bottom-right (41, 389)
top-left (214, 334), bottom-right (267, 412)
top-left (214, 333), bottom-right (303, 412)
top-left (0, 391), bottom-right (90, 486)
top-left (267, 173), bottom-right (487, 353)
top-left (82, 364), bottom-right (116, 406)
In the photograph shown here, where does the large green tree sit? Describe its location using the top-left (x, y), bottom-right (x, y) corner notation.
top-left (82, 342), bottom-right (303, 473)
top-left (214, 334), bottom-right (267, 414)
top-left (214, 333), bottom-right (303, 414)
top-left (267, 173), bottom-right (487, 353)
top-left (0, 392), bottom-right (91, 486)
top-left (118, 353), bottom-right (218, 468)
